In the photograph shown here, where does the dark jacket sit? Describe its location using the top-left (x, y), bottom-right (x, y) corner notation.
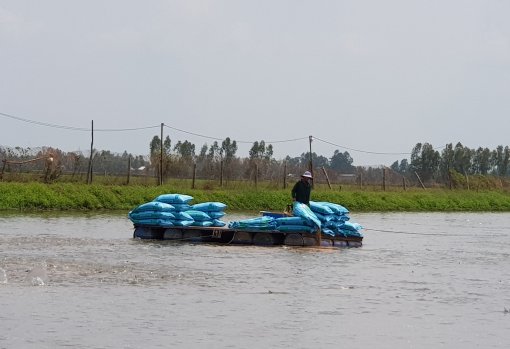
top-left (291, 179), bottom-right (311, 206)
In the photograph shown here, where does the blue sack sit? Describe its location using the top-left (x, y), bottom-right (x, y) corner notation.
top-left (192, 202), bottom-right (227, 212)
top-left (275, 216), bottom-right (312, 226)
top-left (171, 220), bottom-right (194, 227)
top-left (314, 212), bottom-right (337, 223)
top-left (131, 201), bottom-right (175, 213)
top-left (173, 211), bottom-right (194, 221)
top-left (185, 210), bottom-right (212, 222)
top-left (154, 193), bottom-right (194, 204)
top-left (129, 211), bottom-right (175, 221)
top-left (315, 201), bottom-right (349, 214)
top-left (339, 221), bottom-right (363, 232)
top-left (292, 202), bottom-right (321, 229)
top-left (171, 203), bottom-right (192, 212)
top-left (211, 219), bottom-right (226, 227)
top-left (130, 218), bottom-right (174, 227)
top-left (207, 211), bottom-right (226, 219)
top-left (309, 201), bottom-right (334, 215)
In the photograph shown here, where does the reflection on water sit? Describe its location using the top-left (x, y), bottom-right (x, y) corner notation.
top-left (1, 211), bottom-right (510, 349)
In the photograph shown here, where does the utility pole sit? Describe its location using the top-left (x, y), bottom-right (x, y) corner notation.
top-left (308, 135), bottom-right (313, 180)
top-left (87, 120), bottom-right (94, 184)
top-left (160, 123), bottom-right (164, 185)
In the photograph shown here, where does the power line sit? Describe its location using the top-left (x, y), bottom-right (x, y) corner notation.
top-left (313, 136), bottom-right (446, 156)
top-left (162, 124), bottom-right (224, 141)
top-left (0, 111), bottom-right (160, 132)
top-left (313, 136), bottom-right (412, 155)
top-left (95, 125), bottom-right (160, 132)
top-left (2, 110), bottom-right (444, 156)
top-left (163, 124), bottom-right (308, 144)
top-left (363, 227), bottom-right (462, 237)
top-left (1, 111), bottom-right (90, 131)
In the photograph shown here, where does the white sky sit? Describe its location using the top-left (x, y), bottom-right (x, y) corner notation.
top-left (1, 0), bottom-right (509, 166)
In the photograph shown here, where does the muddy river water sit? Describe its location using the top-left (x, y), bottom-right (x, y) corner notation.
top-left (1, 211), bottom-right (509, 348)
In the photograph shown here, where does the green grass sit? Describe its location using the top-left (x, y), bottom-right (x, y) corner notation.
top-left (0, 181), bottom-right (510, 212)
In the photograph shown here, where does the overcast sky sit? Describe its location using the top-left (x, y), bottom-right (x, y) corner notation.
top-left (1, 0), bottom-right (509, 166)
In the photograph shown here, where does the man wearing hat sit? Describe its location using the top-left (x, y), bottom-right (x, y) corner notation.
top-left (291, 170), bottom-right (313, 206)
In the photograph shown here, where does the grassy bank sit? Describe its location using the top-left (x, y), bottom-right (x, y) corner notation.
top-left (1, 182), bottom-right (510, 212)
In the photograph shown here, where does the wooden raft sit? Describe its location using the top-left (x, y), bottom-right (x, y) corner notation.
top-left (133, 225), bottom-right (362, 248)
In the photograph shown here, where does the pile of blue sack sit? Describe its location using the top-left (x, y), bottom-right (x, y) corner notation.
top-left (128, 193), bottom-right (227, 228)
top-left (227, 201), bottom-right (363, 238)
top-left (308, 201), bottom-right (363, 237)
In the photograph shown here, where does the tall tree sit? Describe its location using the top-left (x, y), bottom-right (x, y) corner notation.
top-left (330, 150), bottom-right (355, 173)
top-left (284, 155), bottom-right (301, 168)
top-left (473, 147), bottom-right (492, 175)
top-left (492, 145), bottom-right (510, 176)
top-left (299, 152), bottom-right (329, 169)
top-left (248, 140), bottom-right (273, 160)
top-left (440, 143), bottom-right (455, 181)
top-left (410, 142), bottom-right (439, 182)
top-left (149, 135), bottom-right (172, 180)
top-left (248, 140), bottom-right (274, 180)
top-left (421, 143), bottom-right (440, 181)
top-left (149, 136), bottom-right (160, 157)
top-left (208, 141), bottom-right (221, 162)
top-left (453, 142), bottom-right (473, 175)
top-left (173, 140), bottom-right (195, 161)
top-left (410, 142), bottom-right (423, 174)
top-left (399, 158), bottom-right (409, 174)
top-left (150, 135), bottom-right (171, 156)
top-left (221, 137), bottom-right (238, 162)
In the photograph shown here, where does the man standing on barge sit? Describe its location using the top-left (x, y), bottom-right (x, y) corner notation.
top-left (291, 171), bottom-right (313, 206)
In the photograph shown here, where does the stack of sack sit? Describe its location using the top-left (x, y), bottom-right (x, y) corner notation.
top-left (188, 202), bottom-right (227, 227)
top-left (335, 221), bottom-right (363, 237)
top-left (128, 201), bottom-right (176, 227)
top-left (270, 202), bottom-right (321, 234)
top-left (128, 193), bottom-right (228, 228)
top-left (271, 201), bottom-right (362, 237)
top-left (227, 201), bottom-right (362, 238)
top-left (153, 194), bottom-right (194, 226)
top-left (291, 202), bottom-right (322, 230)
top-left (308, 201), bottom-right (363, 237)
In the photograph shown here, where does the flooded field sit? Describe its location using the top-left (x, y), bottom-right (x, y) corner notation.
top-left (1, 211), bottom-right (509, 348)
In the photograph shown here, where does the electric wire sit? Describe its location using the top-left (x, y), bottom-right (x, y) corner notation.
top-left (94, 125), bottom-right (160, 132)
top-left (1, 111), bottom-right (90, 131)
top-left (163, 123), bottom-right (308, 144)
top-left (364, 227), bottom-right (452, 237)
top-left (2, 110), bottom-right (447, 155)
top-left (1, 111), bottom-right (160, 132)
top-left (313, 136), bottom-right (412, 155)
top-left (314, 136), bottom-right (446, 155)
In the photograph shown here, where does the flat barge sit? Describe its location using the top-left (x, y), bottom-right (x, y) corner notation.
top-left (133, 225), bottom-right (363, 247)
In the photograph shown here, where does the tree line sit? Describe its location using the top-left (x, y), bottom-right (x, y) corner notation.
top-left (1, 139), bottom-right (509, 188)
top-left (147, 135), bottom-right (357, 182)
top-left (390, 142), bottom-right (510, 184)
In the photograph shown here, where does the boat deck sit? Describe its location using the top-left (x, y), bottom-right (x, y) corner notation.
top-left (133, 225), bottom-right (363, 247)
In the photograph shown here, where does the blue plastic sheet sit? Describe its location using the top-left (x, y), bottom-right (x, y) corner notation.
top-left (228, 216), bottom-right (277, 231)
